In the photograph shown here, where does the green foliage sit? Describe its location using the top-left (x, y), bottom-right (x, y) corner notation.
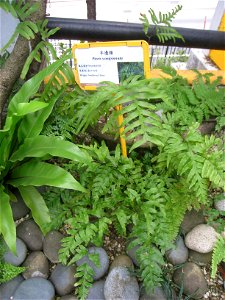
top-left (211, 236), bottom-right (225, 278)
top-left (45, 131), bottom-right (224, 296)
top-left (75, 263), bottom-right (94, 300)
top-left (47, 69), bottom-right (225, 298)
top-left (0, 54), bottom-right (91, 254)
top-left (204, 193), bottom-right (225, 234)
top-left (0, 1), bottom-right (60, 79)
top-left (60, 73), bottom-right (225, 153)
top-left (140, 5), bottom-right (184, 43)
top-left (0, 0), bottom-right (40, 53)
top-left (0, 262), bottom-right (26, 284)
top-left (0, 238), bottom-right (26, 284)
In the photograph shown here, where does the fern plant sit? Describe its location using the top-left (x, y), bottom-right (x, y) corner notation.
top-left (0, 238), bottom-right (26, 284)
top-left (44, 67), bottom-right (225, 298)
top-left (58, 72), bottom-right (225, 152)
top-left (211, 236), bottom-right (225, 278)
top-left (44, 129), bottom-right (224, 298)
top-left (140, 5), bottom-right (184, 43)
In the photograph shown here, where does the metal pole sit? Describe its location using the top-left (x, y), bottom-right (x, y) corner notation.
top-left (47, 17), bottom-right (225, 50)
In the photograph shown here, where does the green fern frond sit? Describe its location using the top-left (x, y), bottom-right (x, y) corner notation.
top-left (0, 0), bottom-right (39, 21)
top-left (74, 263), bottom-right (94, 300)
top-left (140, 5), bottom-right (184, 43)
top-left (211, 236), bottom-right (225, 278)
top-left (0, 262), bottom-right (26, 284)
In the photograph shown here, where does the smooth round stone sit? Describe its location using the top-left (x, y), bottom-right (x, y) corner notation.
top-left (86, 279), bottom-right (105, 300)
top-left (166, 236), bottom-right (189, 265)
top-left (126, 243), bottom-right (140, 266)
top-left (13, 277), bottom-right (55, 300)
top-left (140, 286), bottom-right (167, 300)
top-left (50, 263), bottom-right (76, 296)
top-left (181, 209), bottom-right (205, 234)
top-left (109, 254), bottom-right (134, 272)
top-left (0, 275), bottom-right (24, 299)
top-left (43, 230), bottom-right (64, 263)
top-left (173, 262), bottom-right (208, 299)
top-left (16, 219), bottom-right (44, 250)
top-left (11, 190), bottom-right (30, 220)
top-left (189, 250), bottom-right (213, 266)
top-left (3, 237), bottom-right (27, 266)
top-left (214, 196), bottom-right (225, 211)
top-left (22, 251), bottom-right (49, 279)
top-left (104, 266), bottom-right (139, 300)
top-left (185, 224), bottom-right (219, 253)
top-left (76, 247), bottom-right (109, 280)
top-left (59, 296), bottom-right (78, 300)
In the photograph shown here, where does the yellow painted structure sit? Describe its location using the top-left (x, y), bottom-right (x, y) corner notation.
top-left (150, 69), bottom-right (225, 85)
top-left (210, 13), bottom-right (225, 70)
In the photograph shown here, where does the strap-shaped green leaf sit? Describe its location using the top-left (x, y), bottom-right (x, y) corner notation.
top-left (8, 160), bottom-right (86, 192)
top-left (18, 186), bottom-right (50, 235)
top-left (10, 135), bottom-right (92, 164)
top-left (0, 185), bottom-right (16, 254)
top-left (17, 90), bottom-right (64, 143)
top-left (14, 101), bottom-right (49, 116)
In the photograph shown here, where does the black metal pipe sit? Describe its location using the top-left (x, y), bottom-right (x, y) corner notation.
top-left (47, 17), bottom-right (225, 50)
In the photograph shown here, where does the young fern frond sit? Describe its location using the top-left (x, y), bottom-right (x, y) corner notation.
top-left (140, 5), bottom-right (184, 43)
top-left (1, 21), bottom-right (39, 53)
top-left (75, 263), bottom-right (94, 300)
top-left (211, 236), bottom-right (225, 278)
top-left (0, 0), bottom-right (39, 21)
top-left (20, 20), bottom-right (60, 79)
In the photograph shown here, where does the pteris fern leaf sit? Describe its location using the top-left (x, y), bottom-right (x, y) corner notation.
top-left (211, 236), bottom-right (225, 278)
top-left (140, 5), bottom-right (184, 43)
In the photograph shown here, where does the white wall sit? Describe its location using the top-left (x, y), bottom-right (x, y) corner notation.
top-left (0, 8), bottom-right (19, 52)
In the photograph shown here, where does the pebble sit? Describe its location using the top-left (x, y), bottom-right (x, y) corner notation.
top-left (214, 194), bottom-right (225, 211)
top-left (86, 279), bottom-right (105, 300)
top-left (140, 286), bottom-right (167, 300)
top-left (76, 247), bottom-right (109, 280)
top-left (126, 242), bottom-right (140, 266)
top-left (13, 277), bottom-right (55, 300)
top-left (11, 189), bottom-right (30, 220)
top-left (16, 219), bottom-right (44, 250)
top-left (0, 275), bottom-right (24, 299)
top-left (43, 230), bottom-right (64, 263)
top-left (50, 263), bottom-right (76, 296)
top-left (104, 266), bottom-right (139, 300)
top-left (22, 251), bottom-right (49, 279)
top-left (185, 224), bottom-right (219, 253)
top-left (173, 262), bottom-right (208, 299)
top-left (166, 236), bottom-right (189, 265)
top-left (59, 295), bottom-right (78, 300)
top-left (109, 254), bottom-right (134, 272)
top-left (189, 250), bottom-right (213, 266)
top-left (3, 237), bottom-right (27, 266)
top-left (181, 209), bottom-right (205, 234)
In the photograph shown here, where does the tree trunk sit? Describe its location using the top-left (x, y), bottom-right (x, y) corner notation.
top-left (0, 0), bottom-right (47, 128)
top-left (86, 0), bottom-right (96, 20)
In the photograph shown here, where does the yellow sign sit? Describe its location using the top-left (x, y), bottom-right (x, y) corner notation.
top-left (72, 40), bottom-right (151, 90)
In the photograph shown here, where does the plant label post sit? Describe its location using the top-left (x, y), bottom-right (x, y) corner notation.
top-left (72, 40), bottom-right (151, 157)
